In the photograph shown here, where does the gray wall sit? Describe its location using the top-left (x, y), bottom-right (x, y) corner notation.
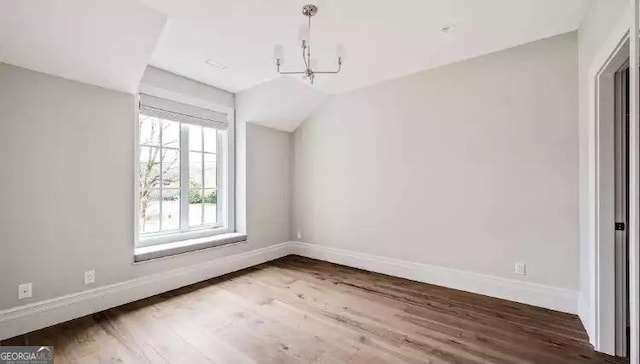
top-left (246, 124), bottom-right (292, 244)
top-left (0, 63), bottom-right (291, 310)
top-left (292, 32), bottom-right (579, 289)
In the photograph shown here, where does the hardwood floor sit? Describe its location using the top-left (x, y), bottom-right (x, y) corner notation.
top-left (2, 256), bottom-right (627, 364)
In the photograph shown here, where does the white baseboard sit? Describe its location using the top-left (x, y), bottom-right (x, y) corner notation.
top-left (1, 240), bottom-right (580, 340)
top-left (290, 242), bottom-right (578, 314)
top-left (579, 296), bottom-right (595, 346)
top-left (0, 242), bottom-right (291, 341)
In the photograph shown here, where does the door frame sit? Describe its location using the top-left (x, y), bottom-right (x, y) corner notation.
top-left (592, 32), bottom-right (629, 356)
top-left (629, 2), bottom-right (639, 361)
top-left (589, 1), bottom-right (639, 359)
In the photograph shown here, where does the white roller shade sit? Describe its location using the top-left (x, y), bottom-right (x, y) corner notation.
top-left (139, 94), bottom-right (228, 130)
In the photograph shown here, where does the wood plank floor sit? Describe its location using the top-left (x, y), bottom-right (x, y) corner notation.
top-left (2, 256), bottom-right (628, 364)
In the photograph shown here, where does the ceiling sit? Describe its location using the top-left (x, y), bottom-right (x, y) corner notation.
top-left (236, 76), bottom-right (328, 132)
top-left (142, 0), bottom-right (588, 94)
top-left (0, 0), bottom-right (588, 130)
top-left (0, 0), bottom-right (166, 93)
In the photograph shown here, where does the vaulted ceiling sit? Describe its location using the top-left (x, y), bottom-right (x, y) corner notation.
top-left (236, 76), bottom-right (328, 132)
top-left (0, 0), bottom-right (588, 130)
top-left (0, 0), bottom-right (166, 93)
top-left (143, 0), bottom-right (587, 94)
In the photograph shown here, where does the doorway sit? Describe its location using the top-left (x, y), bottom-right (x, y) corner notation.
top-left (592, 33), bottom-right (630, 356)
top-left (614, 65), bottom-right (630, 358)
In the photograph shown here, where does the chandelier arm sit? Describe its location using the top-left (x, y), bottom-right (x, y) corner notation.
top-left (276, 58), bottom-right (308, 75)
top-left (277, 70), bottom-right (308, 75)
top-left (312, 58), bottom-right (342, 74)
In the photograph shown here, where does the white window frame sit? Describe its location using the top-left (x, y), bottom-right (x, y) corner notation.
top-left (133, 93), bottom-right (236, 250)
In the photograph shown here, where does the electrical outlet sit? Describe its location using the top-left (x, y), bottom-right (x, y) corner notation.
top-left (84, 270), bottom-right (95, 285)
top-left (514, 262), bottom-right (526, 275)
top-left (18, 283), bottom-right (32, 300)
top-left (296, 231), bottom-right (302, 240)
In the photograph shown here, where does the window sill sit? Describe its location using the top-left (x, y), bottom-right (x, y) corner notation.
top-left (134, 232), bottom-right (247, 262)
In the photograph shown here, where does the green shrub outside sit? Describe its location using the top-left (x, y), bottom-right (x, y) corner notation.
top-left (158, 181), bottom-right (216, 204)
top-left (189, 189), bottom-right (216, 204)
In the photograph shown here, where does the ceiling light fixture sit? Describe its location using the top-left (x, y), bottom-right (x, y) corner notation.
top-left (205, 59), bottom-right (228, 70)
top-left (274, 4), bottom-right (342, 84)
top-left (440, 25), bottom-right (455, 33)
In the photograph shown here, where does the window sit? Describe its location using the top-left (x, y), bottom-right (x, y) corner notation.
top-left (136, 94), bottom-right (234, 249)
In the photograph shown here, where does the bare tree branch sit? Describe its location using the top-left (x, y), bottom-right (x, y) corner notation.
top-left (139, 119), bottom-right (182, 231)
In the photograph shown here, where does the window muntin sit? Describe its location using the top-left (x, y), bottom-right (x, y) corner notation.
top-left (138, 112), bottom-right (226, 243)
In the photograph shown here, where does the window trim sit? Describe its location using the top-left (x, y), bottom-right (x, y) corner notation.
top-left (133, 93), bottom-right (236, 251)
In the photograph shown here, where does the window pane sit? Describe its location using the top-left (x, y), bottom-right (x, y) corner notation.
top-left (189, 189), bottom-right (203, 226)
top-left (139, 147), bottom-right (160, 190)
top-left (162, 189), bottom-right (180, 231)
top-left (189, 152), bottom-right (203, 188)
top-left (203, 189), bottom-right (216, 225)
top-left (162, 149), bottom-right (180, 188)
top-left (204, 154), bottom-right (216, 188)
top-left (139, 115), bottom-right (160, 146)
top-left (162, 120), bottom-right (180, 149)
top-left (189, 124), bottom-right (202, 151)
top-left (203, 127), bottom-right (217, 153)
top-left (140, 189), bottom-right (160, 233)
top-left (139, 115), bottom-right (230, 238)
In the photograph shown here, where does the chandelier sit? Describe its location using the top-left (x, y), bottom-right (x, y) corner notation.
top-left (274, 4), bottom-right (342, 84)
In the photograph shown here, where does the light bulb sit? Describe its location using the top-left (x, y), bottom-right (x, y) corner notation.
top-left (273, 44), bottom-right (284, 61)
top-left (298, 24), bottom-right (309, 42)
top-left (336, 43), bottom-right (345, 59)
